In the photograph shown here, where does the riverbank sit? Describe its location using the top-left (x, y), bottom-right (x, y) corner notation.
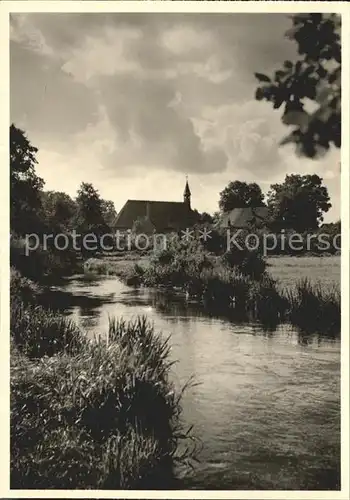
top-left (84, 253), bottom-right (341, 287)
top-left (10, 269), bottom-right (194, 488)
top-left (84, 253), bottom-right (341, 336)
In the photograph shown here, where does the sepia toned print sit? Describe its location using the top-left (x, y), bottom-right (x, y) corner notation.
top-left (7, 8), bottom-right (344, 494)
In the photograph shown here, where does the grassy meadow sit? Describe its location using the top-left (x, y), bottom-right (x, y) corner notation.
top-left (267, 255), bottom-right (340, 288)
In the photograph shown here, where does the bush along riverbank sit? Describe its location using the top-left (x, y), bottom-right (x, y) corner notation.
top-left (10, 269), bottom-right (195, 489)
top-left (86, 237), bottom-right (340, 337)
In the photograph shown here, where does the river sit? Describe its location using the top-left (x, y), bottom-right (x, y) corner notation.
top-left (50, 274), bottom-right (341, 490)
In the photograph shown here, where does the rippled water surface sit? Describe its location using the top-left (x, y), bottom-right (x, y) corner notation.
top-left (51, 275), bottom-right (340, 490)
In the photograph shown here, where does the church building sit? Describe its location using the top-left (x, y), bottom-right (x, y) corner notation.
top-left (114, 179), bottom-right (194, 233)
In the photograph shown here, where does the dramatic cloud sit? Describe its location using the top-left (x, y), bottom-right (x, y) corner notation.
top-left (10, 13), bottom-right (340, 218)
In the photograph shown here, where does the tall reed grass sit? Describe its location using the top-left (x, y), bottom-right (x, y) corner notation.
top-left (10, 267), bottom-right (40, 305)
top-left (11, 300), bottom-right (85, 358)
top-left (284, 278), bottom-right (340, 334)
top-left (11, 316), bottom-right (194, 489)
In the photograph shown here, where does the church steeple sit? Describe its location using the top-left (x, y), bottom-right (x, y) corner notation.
top-left (183, 176), bottom-right (191, 209)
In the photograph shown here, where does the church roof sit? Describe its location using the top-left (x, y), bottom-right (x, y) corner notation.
top-left (184, 180), bottom-right (191, 197)
top-left (114, 200), bottom-right (191, 231)
top-left (218, 206), bottom-right (269, 229)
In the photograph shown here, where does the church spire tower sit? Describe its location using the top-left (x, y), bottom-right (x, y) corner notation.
top-left (183, 176), bottom-right (191, 210)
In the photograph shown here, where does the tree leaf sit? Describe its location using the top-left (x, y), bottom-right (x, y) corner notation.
top-left (315, 85), bottom-right (332, 105)
top-left (285, 27), bottom-right (298, 40)
top-left (282, 110), bottom-right (310, 129)
top-left (280, 131), bottom-right (299, 146)
top-left (283, 60), bottom-right (293, 70)
top-left (276, 69), bottom-right (286, 77)
top-left (254, 73), bottom-right (271, 83)
top-left (255, 87), bottom-right (265, 101)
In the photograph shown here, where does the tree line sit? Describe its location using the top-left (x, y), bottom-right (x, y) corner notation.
top-left (217, 175), bottom-right (334, 233)
top-left (11, 124), bottom-right (117, 239)
top-left (10, 124), bottom-right (119, 279)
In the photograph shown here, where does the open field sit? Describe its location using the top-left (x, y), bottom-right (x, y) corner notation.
top-left (267, 256), bottom-right (340, 288)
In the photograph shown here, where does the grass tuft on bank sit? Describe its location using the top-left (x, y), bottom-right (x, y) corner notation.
top-left (285, 278), bottom-right (341, 335)
top-left (11, 314), bottom-right (193, 489)
top-left (11, 300), bottom-right (85, 359)
top-left (10, 267), bottom-right (194, 489)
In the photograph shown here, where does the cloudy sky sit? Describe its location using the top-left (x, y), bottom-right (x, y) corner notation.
top-left (10, 13), bottom-right (340, 220)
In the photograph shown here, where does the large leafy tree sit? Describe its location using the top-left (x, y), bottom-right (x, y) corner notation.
top-left (255, 13), bottom-right (341, 158)
top-left (219, 181), bottom-right (265, 212)
top-left (75, 182), bottom-right (108, 233)
top-left (40, 191), bottom-right (77, 232)
top-left (101, 199), bottom-right (118, 229)
top-left (75, 183), bottom-right (113, 255)
top-left (267, 174), bottom-right (331, 231)
top-left (10, 124), bottom-right (44, 235)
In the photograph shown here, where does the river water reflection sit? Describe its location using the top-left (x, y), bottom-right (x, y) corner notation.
top-left (50, 274), bottom-right (340, 490)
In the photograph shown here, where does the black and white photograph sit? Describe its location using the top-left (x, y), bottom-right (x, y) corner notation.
top-left (2, 1), bottom-right (348, 496)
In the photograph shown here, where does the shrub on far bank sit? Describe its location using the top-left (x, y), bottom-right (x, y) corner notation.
top-left (246, 274), bottom-right (288, 324)
top-left (285, 278), bottom-right (340, 335)
top-left (223, 247), bottom-right (267, 279)
top-left (199, 268), bottom-right (286, 324)
top-left (141, 240), bottom-right (214, 289)
top-left (10, 234), bottom-right (81, 282)
top-left (11, 316), bottom-right (193, 489)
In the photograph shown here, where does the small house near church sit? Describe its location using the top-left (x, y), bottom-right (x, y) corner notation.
top-left (218, 206), bottom-right (269, 230)
top-left (114, 179), bottom-right (195, 233)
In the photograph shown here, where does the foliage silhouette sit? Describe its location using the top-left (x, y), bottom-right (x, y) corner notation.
top-left (10, 124), bottom-right (44, 235)
top-left (219, 180), bottom-right (265, 212)
top-left (255, 14), bottom-right (341, 158)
